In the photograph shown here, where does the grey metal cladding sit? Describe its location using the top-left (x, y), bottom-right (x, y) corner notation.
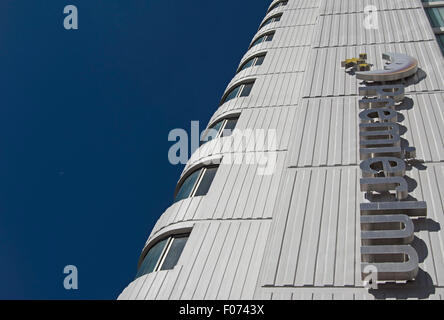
top-left (320, 0), bottom-right (421, 15)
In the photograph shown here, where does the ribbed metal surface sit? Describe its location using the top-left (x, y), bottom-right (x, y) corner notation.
top-left (287, 97), bottom-right (359, 167)
top-left (213, 72), bottom-right (305, 121)
top-left (259, 167), bottom-right (361, 288)
top-left (257, 164), bottom-right (444, 285)
top-left (262, 7), bottom-right (318, 29)
top-left (314, 9), bottom-right (435, 48)
top-left (404, 93), bottom-right (444, 162)
top-left (320, 0), bottom-right (422, 15)
top-left (235, 46), bottom-right (310, 80)
top-left (149, 152), bottom-right (287, 239)
top-left (120, 220), bottom-right (271, 300)
top-left (255, 163), bottom-right (444, 298)
top-left (186, 106), bottom-right (297, 171)
top-left (271, 0), bottom-right (321, 11)
top-left (286, 92), bottom-right (444, 167)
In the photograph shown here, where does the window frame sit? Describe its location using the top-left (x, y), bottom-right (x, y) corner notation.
top-left (237, 53), bottom-right (266, 73)
top-left (156, 234), bottom-right (188, 271)
top-left (220, 80), bottom-right (255, 105)
top-left (249, 31), bottom-right (275, 49)
top-left (267, 0), bottom-right (288, 14)
top-left (136, 233), bottom-right (190, 278)
top-left (259, 13), bottom-right (283, 30)
top-left (201, 115), bottom-right (240, 145)
top-left (425, 6), bottom-right (444, 28)
top-left (174, 165), bottom-right (220, 202)
top-left (423, 3), bottom-right (444, 55)
top-left (438, 34), bottom-right (444, 53)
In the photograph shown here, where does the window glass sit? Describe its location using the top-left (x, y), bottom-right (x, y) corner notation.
top-left (136, 234), bottom-right (191, 278)
top-left (174, 165), bottom-right (219, 201)
top-left (428, 7), bottom-right (444, 27)
top-left (210, 120), bottom-right (224, 132)
top-left (251, 32), bottom-right (274, 48)
top-left (201, 120), bottom-right (223, 144)
top-left (438, 34), bottom-right (444, 46)
top-left (268, 0), bottom-right (288, 13)
top-left (160, 236), bottom-right (189, 271)
top-left (240, 83), bottom-right (253, 97)
top-left (240, 58), bottom-right (255, 71)
top-left (194, 167), bottom-right (218, 197)
top-left (262, 18), bottom-right (273, 28)
top-left (221, 118), bottom-right (238, 137)
top-left (222, 82), bottom-right (254, 105)
top-left (136, 238), bottom-right (168, 278)
top-left (224, 86), bottom-right (241, 104)
top-left (260, 14), bottom-right (282, 30)
top-left (423, 5), bottom-right (444, 55)
top-left (202, 116), bottom-right (239, 144)
top-left (239, 54), bottom-right (265, 73)
top-left (251, 36), bottom-right (265, 47)
top-left (174, 169), bottom-right (202, 202)
top-left (437, 34), bottom-right (444, 54)
top-left (255, 55), bottom-right (265, 66)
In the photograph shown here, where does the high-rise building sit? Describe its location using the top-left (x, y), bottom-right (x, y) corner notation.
top-left (119, 0), bottom-right (444, 300)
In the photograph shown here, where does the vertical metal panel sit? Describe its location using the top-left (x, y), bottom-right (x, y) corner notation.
top-left (314, 9), bottom-right (434, 48)
top-left (257, 166), bottom-right (365, 289)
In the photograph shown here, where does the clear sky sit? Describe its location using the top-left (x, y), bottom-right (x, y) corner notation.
top-left (0, 0), bottom-right (270, 299)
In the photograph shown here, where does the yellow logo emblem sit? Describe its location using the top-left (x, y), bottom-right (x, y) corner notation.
top-left (341, 53), bottom-right (371, 71)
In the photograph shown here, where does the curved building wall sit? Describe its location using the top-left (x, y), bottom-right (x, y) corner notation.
top-left (119, 0), bottom-right (444, 300)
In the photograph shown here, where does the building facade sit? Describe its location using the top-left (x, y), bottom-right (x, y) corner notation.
top-left (119, 0), bottom-right (444, 300)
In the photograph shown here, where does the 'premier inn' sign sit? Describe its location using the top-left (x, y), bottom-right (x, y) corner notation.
top-left (342, 53), bottom-right (427, 287)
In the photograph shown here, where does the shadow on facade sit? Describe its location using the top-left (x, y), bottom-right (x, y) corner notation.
top-left (402, 68), bottom-right (428, 87)
top-left (369, 269), bottom-right (435, 299)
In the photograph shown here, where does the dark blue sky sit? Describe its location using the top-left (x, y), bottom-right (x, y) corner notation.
top-left (0, 1), bottom-right (270, 299)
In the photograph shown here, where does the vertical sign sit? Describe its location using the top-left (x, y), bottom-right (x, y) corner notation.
top-left (342, 53), bottom-right (427, 286)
